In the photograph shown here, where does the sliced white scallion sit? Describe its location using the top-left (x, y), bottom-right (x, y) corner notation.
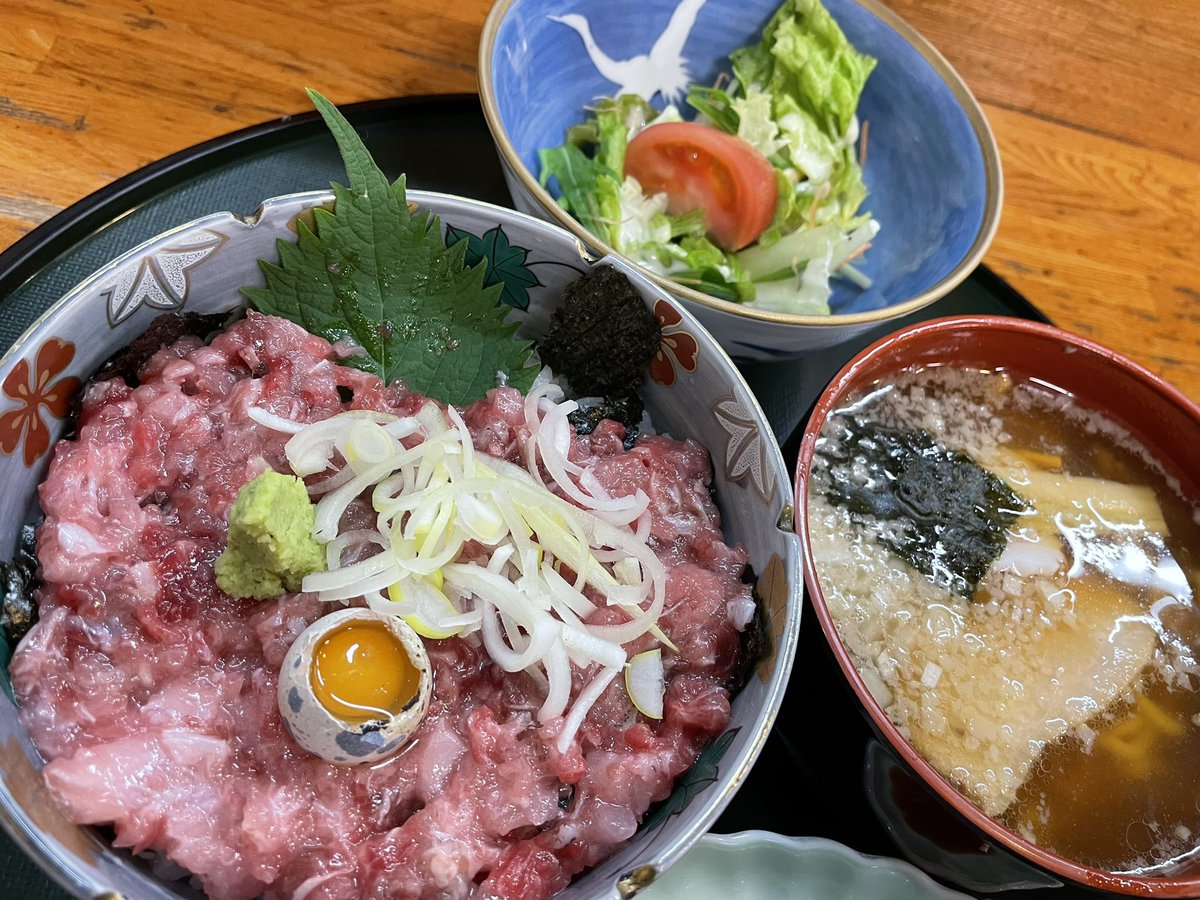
top-left (558, 664), bottom-right (622, 753)
top-left (384, 577), bottom-right (479, 640)
top-left (301, 549), bottom-right (400, 599)
top-left (625, 649), bottom-right (665, 720)
top-left (247, 406), bottom-right (306, 434)
top-left (324, 528), bottom-right (387, 571)
top-left (282, 409), bottom-right (401, 476)
top-left (339, 420), bottom-right (397, 472)
top-left (539, 640), bottom-right (573, 721)
top-left (562, 624), bottom-right (626, 670)
top-left (290, 389), bottom-right (673, 754)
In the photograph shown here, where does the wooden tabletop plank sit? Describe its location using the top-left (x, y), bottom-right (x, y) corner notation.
top-left (978, 102), bottom-right (1200, 393)
top-left (885, 0), bottom-right (1200, 165)
top-left (1, 0), bottom-right (1197, 404)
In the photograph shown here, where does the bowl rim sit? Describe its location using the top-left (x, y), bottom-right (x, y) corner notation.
top-left (792, 314), bottom-right (1200, 896)
top-left (477, 0), bottom-right (1004, 328)
top-left (0, 187), bottom-right (803, 899)
top-left (0, 187), bottom-right (607, 377)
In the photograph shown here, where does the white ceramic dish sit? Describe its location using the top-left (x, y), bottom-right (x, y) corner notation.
top-left (641, 831), bottom-right (972, 899)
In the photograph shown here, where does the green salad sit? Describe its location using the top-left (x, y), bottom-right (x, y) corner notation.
top-left (540, 0), bottom-right (878, 315)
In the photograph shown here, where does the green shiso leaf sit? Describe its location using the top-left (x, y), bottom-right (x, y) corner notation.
top-left (244, 88), bottom-right (536, 406)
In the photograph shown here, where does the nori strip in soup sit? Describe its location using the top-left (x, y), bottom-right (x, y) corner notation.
top-left (816, 415), bottom-right (1025, 598)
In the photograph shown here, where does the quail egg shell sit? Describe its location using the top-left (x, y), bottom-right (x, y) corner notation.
top-left (278, 607), bottom-right (432, 765)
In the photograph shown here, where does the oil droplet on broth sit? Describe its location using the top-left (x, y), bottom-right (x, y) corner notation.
top-left (310, 621), bottom-right (419, 723)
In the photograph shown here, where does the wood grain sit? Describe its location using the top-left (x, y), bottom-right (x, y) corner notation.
top-left (1, 0), bottom-right (1197, 403)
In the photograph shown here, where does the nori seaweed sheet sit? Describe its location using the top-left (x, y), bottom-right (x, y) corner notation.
top-left (537, 267), bottom-right (661, 447)
top-left (816, 415), bottom-right (1025, 599)
top-left (59, 311), bottom-right (231, 441)
top-left (2, 524), bottom-right (39, 647)
top-left (567, 396), bottom-right (644, 450)
top-left (726, 563), bottom-right (770, 696)
top-left (93, 311), bottom-right (230, 388)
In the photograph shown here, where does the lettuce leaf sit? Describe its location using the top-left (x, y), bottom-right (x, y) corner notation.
top-left (686, 85), bottom-right (740, 134)
top-left (731, 0), bottom-right (876, 140)
top-left (656, 235), bottom-right (756, 303)
top-left (539, 143), bottom-right (623, 248)
top-left (541, 95), bottom-right (662, 249)
top-left (733, 0), bottom-right (876, 238)
top-left (733, 88), bottom-right (785, 158)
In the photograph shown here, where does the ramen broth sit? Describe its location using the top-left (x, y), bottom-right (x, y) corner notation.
top-left (809, 365), bottom-right (1200, 873)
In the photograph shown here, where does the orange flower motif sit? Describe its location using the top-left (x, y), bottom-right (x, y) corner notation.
top-left (649, 300), bottom-right (699, 387)
top-left (0, 338), bottom-right (81, 467)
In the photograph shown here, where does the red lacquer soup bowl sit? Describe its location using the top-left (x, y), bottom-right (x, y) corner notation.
top-left (793, 315), bottom-right (1200, 896)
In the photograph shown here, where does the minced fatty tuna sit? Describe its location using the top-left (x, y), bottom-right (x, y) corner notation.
top-left (12, 312), bottom-right (751, 899)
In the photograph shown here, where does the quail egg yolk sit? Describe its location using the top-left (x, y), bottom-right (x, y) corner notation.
top-left (310, 621), bottom-right (419, 723)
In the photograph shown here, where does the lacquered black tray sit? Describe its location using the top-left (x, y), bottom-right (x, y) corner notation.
top-left (0, 95), bottom-right (1070, 900)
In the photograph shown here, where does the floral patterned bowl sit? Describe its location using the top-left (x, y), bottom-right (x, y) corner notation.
top-left (478, 0), bottom-right (1002, 361)
top-left (0, 190), bottom-right (800, 898)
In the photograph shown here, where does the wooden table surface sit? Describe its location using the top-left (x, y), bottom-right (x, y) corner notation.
top-left (1, 0), bottom-right (1197, 401)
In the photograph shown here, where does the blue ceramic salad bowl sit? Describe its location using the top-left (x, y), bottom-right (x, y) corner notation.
top-left (478, 0), bottom-right (1002, 360)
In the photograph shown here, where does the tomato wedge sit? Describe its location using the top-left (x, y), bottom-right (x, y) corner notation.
top-left (624, 121), bottom-right (778, 252)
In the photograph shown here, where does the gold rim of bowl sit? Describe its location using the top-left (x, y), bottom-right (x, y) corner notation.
top-left (477, 0), bottom-right (1004, 328)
